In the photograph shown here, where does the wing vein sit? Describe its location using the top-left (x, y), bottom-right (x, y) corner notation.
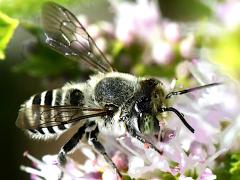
top-left (42, 2), bottom-right (115, 73)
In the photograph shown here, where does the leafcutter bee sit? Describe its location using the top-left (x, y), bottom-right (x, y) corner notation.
top-left (16, 2), bottom-right (221, 177)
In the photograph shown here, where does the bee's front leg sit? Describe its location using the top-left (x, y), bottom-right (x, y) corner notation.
top-left (58, 123), bottom-right (87, 165)
top-left (126, 123), bottom-right (163, 155)
top-left (88, 127), bottom-right (122, 178)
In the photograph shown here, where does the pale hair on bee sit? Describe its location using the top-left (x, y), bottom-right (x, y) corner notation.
top-left (16, 2), bottom-right (221, 178)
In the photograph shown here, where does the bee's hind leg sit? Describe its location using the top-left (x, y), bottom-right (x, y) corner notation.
top-left (88, 127), bottom-right (122, 178)
top-left (58, 123), bottom-right (87, 166)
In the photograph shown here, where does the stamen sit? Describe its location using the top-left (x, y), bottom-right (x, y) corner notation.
top-left (23, 151), bottom-right (44, 165)
top-left (20, 165), bottom-right (43, 177)
top-left (170, 78), bottom-right (177, 90)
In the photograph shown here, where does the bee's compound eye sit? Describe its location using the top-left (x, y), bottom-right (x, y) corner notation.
top-left (138, 113), bottom-right (159, 135)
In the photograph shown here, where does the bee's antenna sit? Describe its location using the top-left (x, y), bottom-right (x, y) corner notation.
top-left (165, 82), bottom-right (222, 99)
top-left (160, 107), bottom-right (194, 133)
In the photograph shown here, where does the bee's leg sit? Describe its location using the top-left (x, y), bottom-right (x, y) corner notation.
top-left (58, 123), bottom-right (87, 165)
top-left (88, 127), bottom-right (122, 178)
top-left (126, 124), bottom-right (163, 155)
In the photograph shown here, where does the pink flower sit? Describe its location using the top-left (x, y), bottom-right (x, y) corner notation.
top-left (216, 0), bottom-right (240, 30)
top-left (152, 41), bottom-right (174, 65)
top-left (18, 1), bottom-right (240, 179)
top-left (111, 151), bottom-right (128, 171)
top-left (179, 34), bottom-right (196, 59)
top-left (163, 22), bottom-right (181, 43)
top-left (20, 60), bottom-right (239, 179)
top-left (113, 0), bottom-right (160, 44)
top-left (167, 60), bottom-right (240, 175)
top-left (199, 168), bottom-right (216, 180)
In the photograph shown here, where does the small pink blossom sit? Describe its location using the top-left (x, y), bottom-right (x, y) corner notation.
top-left (111, 151), bottom-right (128, 171)
top-left (216, 0), bottom-right (240, 30)
top-left (160, 128), bottom-right (176, 143)
top-left (163, 22), bottom-right (181, 43)
top-left (189, 141), bottom-right (207, 162)
top-left (152, 41), bottom-right (174, 64)
top-left (113, 0), bottom-right (160, 44)
top-left (102, 169), bottom-right (118, 180)
top-left (176, 61), bottom-right (191, 79)
top-left (199, 168), bottom-right (216, 180)
top-left (179, 34), bottom-right (196, 59)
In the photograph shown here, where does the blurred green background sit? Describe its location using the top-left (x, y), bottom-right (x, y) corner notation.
top-left (1, 0), bottom-right (239, 179)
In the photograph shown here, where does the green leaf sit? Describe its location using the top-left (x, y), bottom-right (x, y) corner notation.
top-left (214, 152), bottom-right (240, 180)
top-left (230, 153), bottom-right (240, 175)
top-left (0, 11), bottom-right (19, 60)
top-left (13, 41), bottom-right (82, 78)
top-left (157, 171), bottom-right (178, 180)
top-left (0, 0), bottom-right (73, 18)
top-left (0, 0), bottom-right (110, 20)
top-left (133, 63), bottom-right (176, 78)
top-left (112, 41), bottom-right (144, 73)
top-left (158, 0), bottom-right (212, 21)
top-left (184, 168), bottom-right (198, 179)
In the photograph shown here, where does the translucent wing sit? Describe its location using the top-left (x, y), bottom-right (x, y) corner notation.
top-left (16, 105), bottom-right (107, 129)
top-left (42, 2), bottom-right (115, 73)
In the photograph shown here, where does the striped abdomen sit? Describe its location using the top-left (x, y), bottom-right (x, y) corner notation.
top-left (29, 87), bottom-right (84, 107)
top-left (16, 85), bottom-right (85, 139)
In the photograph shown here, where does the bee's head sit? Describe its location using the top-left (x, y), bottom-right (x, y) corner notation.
top-left (136, 78), bottom-right (167, 115)
top-left (135, 78), bottom-right (168, 135)
top-left (135, 78), bottom-right (221, 134)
